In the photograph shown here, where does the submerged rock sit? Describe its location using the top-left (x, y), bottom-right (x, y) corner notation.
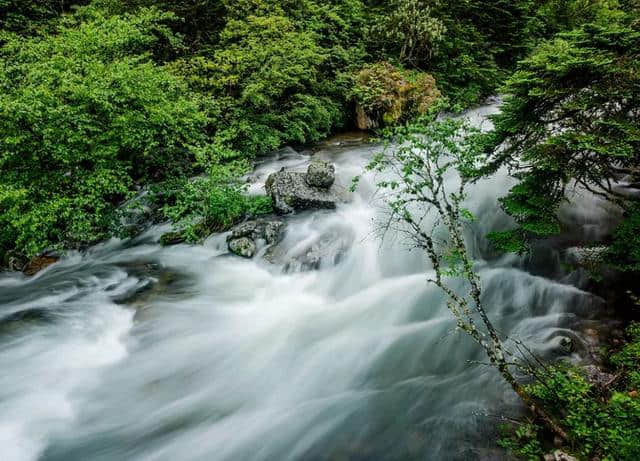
top-left (265, 228), bottom-right (353, 272)
top-left (265, 168), bottom-right (343, 214)
top-left (306, 162), bottom-right (335, 188)
top-left (228, 237), bottom-right (257, 259)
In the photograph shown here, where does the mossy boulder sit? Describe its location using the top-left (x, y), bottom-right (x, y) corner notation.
top-left (352, 61), bottom-right (440, 130)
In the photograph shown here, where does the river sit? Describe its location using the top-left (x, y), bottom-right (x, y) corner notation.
top-left (0, 102), bottom-right (611, 460)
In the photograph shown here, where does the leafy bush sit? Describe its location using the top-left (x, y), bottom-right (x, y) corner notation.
top-left (524, 360), bottom-right (640, 460)
top-left (0, 7), bottom-right (208, 258)
top-left (498, 423), bottom-right (544, 461)
top-left (0, 0), bottom-right (90, 37)
top-left (163, 164), bottom-right (272, 242)
top-left (606, 209), bottom-right (640, 271)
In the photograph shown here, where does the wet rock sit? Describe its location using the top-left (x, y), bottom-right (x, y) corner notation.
top-left (559, 336), bottom-right (574, 354)
top-left (160, 230), bottom-right (187, 246)
top-left (228, 221), bottom-right (259, 240)
top-left (544, 450), bottom-right (578, 461)
top-left (265, 169), bottom-right (342, 214)
top-left (228, 219), bottom-right (284, 245)
top-left (4, 252), bottom-right (28, 272)
top-left (582, 365), bottom-right (615, 389)
top-left (228, 237), bottom-right (256, 259)
top-left (225, 219), bottom-right (286, 259)
top-left (306, 162), bottom-right (335, 188)
top-left (23, 255), bottom-right (58, 276)
top-left (356, 103), bottom-right (379, 130)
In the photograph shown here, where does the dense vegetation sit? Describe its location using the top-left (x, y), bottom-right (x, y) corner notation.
top-left (5, 0), bottom-right (626, 261)
top-left (1, 1), bottom-right (640, 458)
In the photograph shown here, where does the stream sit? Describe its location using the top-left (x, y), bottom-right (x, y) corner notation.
top-left (0, 103), bottom-right (615, 460)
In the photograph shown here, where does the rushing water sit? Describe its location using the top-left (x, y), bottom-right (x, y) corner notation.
top-left (0, 103), bottom-right (613, 461)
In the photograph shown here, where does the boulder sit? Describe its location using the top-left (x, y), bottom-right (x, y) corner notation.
top-left (265, 169), bottom-right (342, 215)
top-left (306, 162), bottom-right (335, 188)
top-left (227, 219), bottom-right (284, 245)
top-left (226, 219), bottom-right (284, 259)
top-left (228, 237), bottom-right (257, 259)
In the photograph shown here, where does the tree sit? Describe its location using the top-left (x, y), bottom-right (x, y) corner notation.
top-left (483, 13), bottom-right (640, 253)
top-left (369, 0), bottom-right (446, 66)
top-left (0, 0), bottom-right (90, 37)
top-left (361, 116), bottom-right (568, 440)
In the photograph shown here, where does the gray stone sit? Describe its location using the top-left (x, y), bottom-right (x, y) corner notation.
top-left (265, 169), bottom-right (342, 215)
top-left (228, 221), bottom-right (259, 241)
top-left (544, 450), bottom-right (578, 461)
top-left (306, 162), bottom-right (335, 188)
top-left (228, 237), bottom-right (257, 258)
top-left (227, 219), bottom-right (284, 245)
top-left (356, 103), bottom-right (379, 130)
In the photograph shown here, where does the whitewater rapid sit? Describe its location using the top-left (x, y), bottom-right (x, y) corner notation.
top-left (0, 103), bottom-right (610, 460)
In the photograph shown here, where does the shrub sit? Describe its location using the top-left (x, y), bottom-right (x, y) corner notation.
top-left (0, 7), bottom-right (208, 258)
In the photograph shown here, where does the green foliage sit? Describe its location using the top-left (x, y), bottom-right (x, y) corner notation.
top-left (528, 0), bottom-right (623, 40)
top-left (428, 0), bottom-right (534, 107)
top-left (484, 12), bottom-right (640, 252)
top-left (606, 208), bottom-right (640, 271)
top-left (95, 0), bottom-right (227, 47)
top-left (163, 164), bottom-right (272, 242)
top-left (611, 322), bottom-right (640, 369)
top-left (0, 6), bottom-right (208, 257)
top-left (169, 0), bottom-right (366, 161)
top-left (0, 0), bottom-right (90, 37)
top-left (524, 361), bottom-right (640, 460)
top-left (498, 423), bottom-right (544, 461)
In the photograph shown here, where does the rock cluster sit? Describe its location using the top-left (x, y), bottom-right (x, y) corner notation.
top-left (226, 219), bottom-right (284, 259)
top-left (265, 162), bottom-right (341, 214)
top-left (544, 450), bottom-right (578, 461)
